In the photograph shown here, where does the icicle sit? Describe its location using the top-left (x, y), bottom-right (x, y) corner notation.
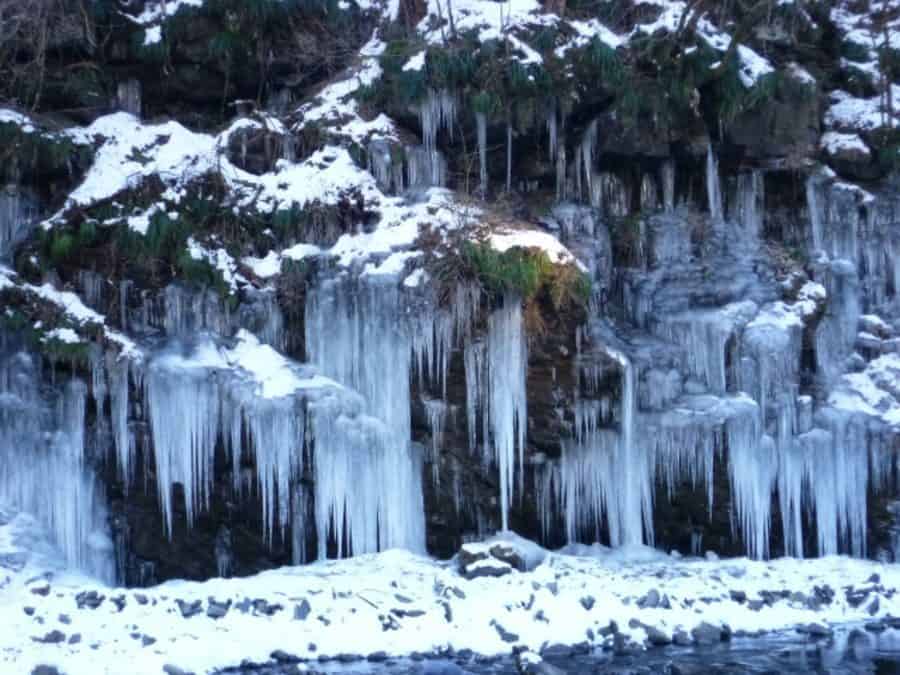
top-left (706, 144), bottom-right (723, 223)
top-left (214, 525), bottom-right (232, 578)
top-left (735, 170), bottom-right (764, 243)
top-left (145, 346), bottom-right (221, 537)
top-left (368, 139), bottom-right (396, 194)
top-left (599, 172), bottom-right (630, 218)
top-left (0, 183), bottom-right (38, 261)
top-left (239, 394), bottom-right (305, 545)
top-left (309, 393), bottom-right (423, 559)
top-left (464, 339), bottom-right (487, 454)
top-left (476, 111), bottom-right (488, 198)
top-left (79, 271), bottom-right (105, 310)
top-left (143, 334), bottom-right (308, 547)
top-left (555, 134), bottom-right (567, 202)
top-left (805, 169), bottom-right (826, 254)
top-left (739, 302), bottom-right (802, 427)
top-left (506, 117), bottom-right (513, 193)
top-left (815, 260), bottom-right (860, 386)
top-left (540, 351), bottom-right (651, 548)
top-left (640, 174), bottom-right (658, 212)
top-left (485, 296), bottom-right (528, 531)
top-left (419, 88), bottom-right (456, 185)
top-left (662, 160), bottom-right (675, 213)
top-left (606, 349), bottom-right (650, 546)
top-left (163, 284), bottom-right (230, 337)
top-left (119, 280), bottom-right (131, 331)
top-left (545, 99), bottom-right (557, 162)
top-left (808, 409), bottom-right (870, 557)
top-left (656, 302), bottom-right (756, 394)
top-left (725, 398), bottom-right (775, 559)
top-left (423, 398), bottom-right (448, 486)
top-left (116, 78), bottom-right (142, 117)
top-left (649, 413), bottom-right (716, 514)
top-left (580, 119), bottom-right (598, 206)
top-left (282, 133), bottom-right (297, 162)
top-left (107, 351), bottom-right (133, 487)
top-left (405, 145), bottom-right (447, 189)
top-left (778, 400), bottom-right (806, 558)
top-left (291, 484), bottom-right (310, 564)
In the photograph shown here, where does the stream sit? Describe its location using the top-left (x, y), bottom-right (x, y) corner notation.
top-left (221, 625), bottom-right (900, 674)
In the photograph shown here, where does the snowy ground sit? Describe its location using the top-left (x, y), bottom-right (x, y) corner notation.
top-left (3, 514), bottom-right (900, 675)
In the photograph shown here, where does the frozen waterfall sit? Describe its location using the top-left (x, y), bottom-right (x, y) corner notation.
top-left (306, 277), bottom-right (426, 555)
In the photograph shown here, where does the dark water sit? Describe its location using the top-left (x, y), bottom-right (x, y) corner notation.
top-left (221, 628), bottom-right (900, 674)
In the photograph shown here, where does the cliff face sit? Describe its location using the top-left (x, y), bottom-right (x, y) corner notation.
top-left (0, 0), bottom-right (899, 585)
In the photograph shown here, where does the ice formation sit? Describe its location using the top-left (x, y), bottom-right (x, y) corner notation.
top-left (0, 186), bottom-right (37, 260)
top-left (1, 0), bottom-right (899, 589)
top-left (306, 277), bottom-right (426, 556)
top-left (706, 145), bottom-right (723, 223)
top-left (0, 346), bottom-right (115, 582)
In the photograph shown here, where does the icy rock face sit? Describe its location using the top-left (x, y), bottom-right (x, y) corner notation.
top-left (538, 157), bottom-right (900, 561)
top-left (3, 0), bottom-right (900, 584)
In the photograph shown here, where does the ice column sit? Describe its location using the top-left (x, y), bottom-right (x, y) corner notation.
top-left (706, 145), bottom-right (723, 223)
top-left (483, 296), bottom-right (528, 531)
top-left (305, 278), bottom-right (426, 555)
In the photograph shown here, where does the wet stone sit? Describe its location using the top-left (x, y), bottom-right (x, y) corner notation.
top-left (798, 623), bottom-right (832, 638)
top-left (252, 599), bottom-right (282, 615)
top-left (868, 597), bottom-right (880, 616)
top-left (162, 666), bottom-right (194, 675)
top-left (206, 598), bottom-right (231, 619)
top-left (673, 630), bottom-right (692, 647)
top-left (540, 643), bottom-right (572, 658)
top-left (598, 621), bottom-right (618, 637)
top-left (271, 650), bottom-right (299, 664)
top-left (75, 591), bottom-right (104, 610)
top-left (691, 622), bottom-right (724, 645)
top-left (491, 620), bottom-right (519, 643)
top-left (645, 626), bottom-right (672, 646)
top-left (32, 630), bottom-right (65, 644)
top-left (637, 589), bottom-right (660, 609)
top-left (294, 598), bottom-right (311, 621)
top-left (176, 599), bottom-right (203, 618)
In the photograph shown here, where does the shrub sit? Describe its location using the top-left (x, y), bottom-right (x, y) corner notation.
top-left (443, 240), bottom-right (591, 311)
top-left (49, 232), bottom-right (76, 264)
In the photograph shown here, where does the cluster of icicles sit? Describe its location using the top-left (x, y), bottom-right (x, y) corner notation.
top-left (0, 260), bottom-right (534, 581)
top-left (536, 146), bottom-right (898, 560)
top-left (4, 90), bottom-right (900, 585)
